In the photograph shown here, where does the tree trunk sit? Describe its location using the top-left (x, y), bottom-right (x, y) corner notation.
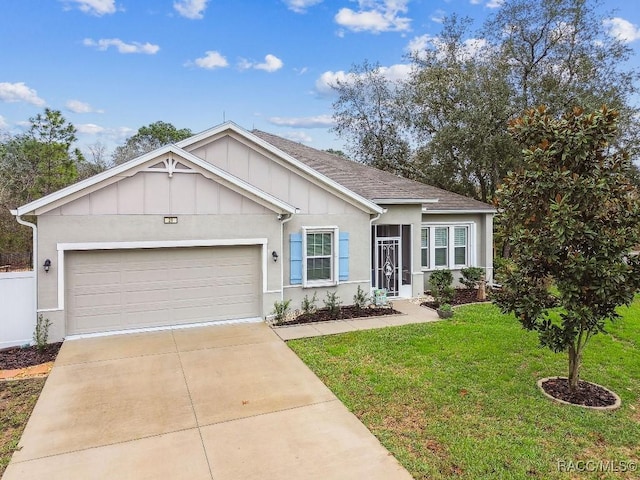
top-left (568, 345), bottom-right (581, 392)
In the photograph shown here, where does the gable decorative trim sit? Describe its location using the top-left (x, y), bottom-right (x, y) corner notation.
top-left (147, 158), bottom-right (195, 177)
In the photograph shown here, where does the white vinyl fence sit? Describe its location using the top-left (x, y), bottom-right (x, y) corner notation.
top-left (0, 271), bottom-right (35, 349)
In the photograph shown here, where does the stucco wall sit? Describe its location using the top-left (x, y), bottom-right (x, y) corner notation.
top-left (36, 213), bottom-right (282, 342)
top-left (421, 212), bottom-right (494, 291)
top-left (281, 212), bottom-right (372, 311)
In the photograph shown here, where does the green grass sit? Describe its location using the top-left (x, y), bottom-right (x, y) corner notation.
top-left (0, 378), bottom-right (46, 475)
top-left (289, 301), bottom-right (640, 479)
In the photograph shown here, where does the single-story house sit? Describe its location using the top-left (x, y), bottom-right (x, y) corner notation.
top-left (12, 122), bottom-right (495, 342)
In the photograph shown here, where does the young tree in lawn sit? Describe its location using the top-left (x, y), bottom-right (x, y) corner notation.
top-left (495, 105), bottom-right (640, 392)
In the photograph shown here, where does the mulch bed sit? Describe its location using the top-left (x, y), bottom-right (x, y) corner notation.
top-left (279, 305), bottom-right (400, 326)
top-left (0, 343), bottom-right (62, 371)
top-left (421, 288), bottom-right (489, 309)
top-left (541, 377), bottom-right (618, 408)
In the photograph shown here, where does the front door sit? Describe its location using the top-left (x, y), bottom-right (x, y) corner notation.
top-left (376, 238), bottom-right (400, 297)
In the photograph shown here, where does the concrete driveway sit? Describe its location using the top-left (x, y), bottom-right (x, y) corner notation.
top-left (4, 322), bottom-right (412, 479)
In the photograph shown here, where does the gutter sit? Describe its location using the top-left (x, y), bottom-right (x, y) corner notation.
top-left (11, 210), bottom-right (37, 337)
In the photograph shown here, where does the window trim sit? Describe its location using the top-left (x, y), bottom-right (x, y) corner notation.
top-left (302, 226), bottom-right (339, 287)
top-left (421, 223), bottom-right (475, 270)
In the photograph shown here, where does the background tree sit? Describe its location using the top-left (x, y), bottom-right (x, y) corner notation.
top-left (77, 141), bottom-right (111, 180)
top-left (331, 0), bottom-right (640, 202)
top-left (331, 61), bottom-right (415, 178)
top-left (112, 121), bottom-right (192, 165)
top-left (408, 16), bottom-right (520, 202)
top-left (494, 105), bottom-right (640, 393)
top-left (0, 109), bottom-right (83, 257)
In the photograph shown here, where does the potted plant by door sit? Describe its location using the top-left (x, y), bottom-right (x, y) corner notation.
top-left (436, 303), bottom-right (454, 319)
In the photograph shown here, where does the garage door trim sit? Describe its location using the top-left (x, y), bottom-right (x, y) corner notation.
top-left (52, 238), bottom-right (268, 312)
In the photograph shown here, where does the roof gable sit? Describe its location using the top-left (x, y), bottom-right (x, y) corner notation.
top-left (177, 122), bottom-right (384, 214)
top-left (15, 145), bottom-right (297, 216)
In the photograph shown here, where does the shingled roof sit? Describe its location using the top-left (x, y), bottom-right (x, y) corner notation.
top-left (252, 130), bottom-right (495, 212)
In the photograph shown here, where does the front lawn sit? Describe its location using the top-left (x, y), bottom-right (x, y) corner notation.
top-left (289, 301), bottom-right (640, 479)
top-left (0, 378), bottom-right (46, 475)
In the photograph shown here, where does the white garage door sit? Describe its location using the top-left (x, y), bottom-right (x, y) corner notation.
top-left (66, 246), bottom-right (261, 335)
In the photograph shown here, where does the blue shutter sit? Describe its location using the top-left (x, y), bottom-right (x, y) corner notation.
top-left (339, 232), bottom-right (349, 281)
top-left (290, 233), bottom-right (303, 285)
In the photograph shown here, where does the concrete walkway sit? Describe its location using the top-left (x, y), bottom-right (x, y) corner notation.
top-left (273, 299), bottom-right (440, 340)
top-left (4, 321), bottom-right (414, 479)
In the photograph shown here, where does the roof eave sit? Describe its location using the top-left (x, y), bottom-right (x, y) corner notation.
top-left (373, 198), bottom-right (439, 205)
top-left (422, 208), bottom-right (496, 214)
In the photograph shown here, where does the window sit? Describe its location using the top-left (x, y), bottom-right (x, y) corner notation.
top-left (454, 227), bottom-right (467, 265)
top-left (306, 232), bottom-right (333, 281)
top-left (434, 227), bottom-right (448, 267)
top-left (421, 227), bottom-right (429, 268)
top-left (421, 224), bottom-right (472, 269)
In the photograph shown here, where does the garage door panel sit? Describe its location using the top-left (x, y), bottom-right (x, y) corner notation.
top-left (66, 246), bottom-right (262, 335)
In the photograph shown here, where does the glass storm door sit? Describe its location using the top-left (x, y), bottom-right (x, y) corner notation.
top-left (376, 238), bottom-right (400, 297)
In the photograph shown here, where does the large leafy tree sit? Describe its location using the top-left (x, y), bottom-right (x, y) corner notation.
top-left (112, 121), bottom-right (192, 165)
top-left (495, 105), bottom-right (640, 392)
top-left (408, 16), bottom-right (519, 202)
top-left (332, 0), bottom-right (640, 201)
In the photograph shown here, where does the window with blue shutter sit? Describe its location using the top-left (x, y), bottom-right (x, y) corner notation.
top-left (339, 232), bottom-right (349, 281)
top-left (290, 233), bottom-right (303, 285)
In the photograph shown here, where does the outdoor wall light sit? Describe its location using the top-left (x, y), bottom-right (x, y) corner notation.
top-left (43, 259), bottom-right (51, 273)
top-left (272, 251), bottom-right (279, 262)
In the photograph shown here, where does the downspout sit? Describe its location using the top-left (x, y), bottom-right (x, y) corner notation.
top-left (12, 210), bottom-right (38, 337)
top-left (278, 212), bottom-right (295, 301)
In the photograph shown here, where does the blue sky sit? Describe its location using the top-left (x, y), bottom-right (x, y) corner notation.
top-left (2, 0), bottom-right (640, 158)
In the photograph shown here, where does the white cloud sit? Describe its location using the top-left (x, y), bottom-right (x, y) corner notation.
top-left (239, 54), bottom-right (284, 72)
top-left (283, 0), bottom-right (323, 13)
top-left (0, 82), bottom-right (46, 106)
top-left (0, 115), bottom-right (8, 129)
top-left (604, 17), bottom-right (640, 43)
top-left (256, 54), bottom-right (284, 72)
top-left (83, 38), bottom-right (160, 54)
top-left (315, 63), bottom-right (412, 96)
top-left (191, 50), bottom-right (229, 69)
top-left (268, 115), bottom-right (334, 128)
top-left (76, 123), bottom-right (105, 135)
top-left (335, 0), bottom-right (411, 33)
top-left (430, 9), bottom-right (446, 24)
top-left (470, 0), bottom-right (482, 4)
top-left (173, 0), bottom-right (208, 19)
top-left (65, 0), bottom-right (116, 16)
top-left (486, 0), bottom-right (504, 8)
top-left (66, 99), bottom-right (103, 113)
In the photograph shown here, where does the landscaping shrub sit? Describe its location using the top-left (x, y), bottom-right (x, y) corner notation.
top-left (301, 293), bottom-right (318, 315)
top-left (429, 269), bottom-right (454, 306)
top-left (33, 314), bottom-right (51, 352)
top-left (323, 291), bottom-right (342, 319)
top-left (460, 266), bottom-right (484, 289)
top-left (272, 299), bottom-right (292, 325)
top-left (353, 285), bottom-right (369, 310)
